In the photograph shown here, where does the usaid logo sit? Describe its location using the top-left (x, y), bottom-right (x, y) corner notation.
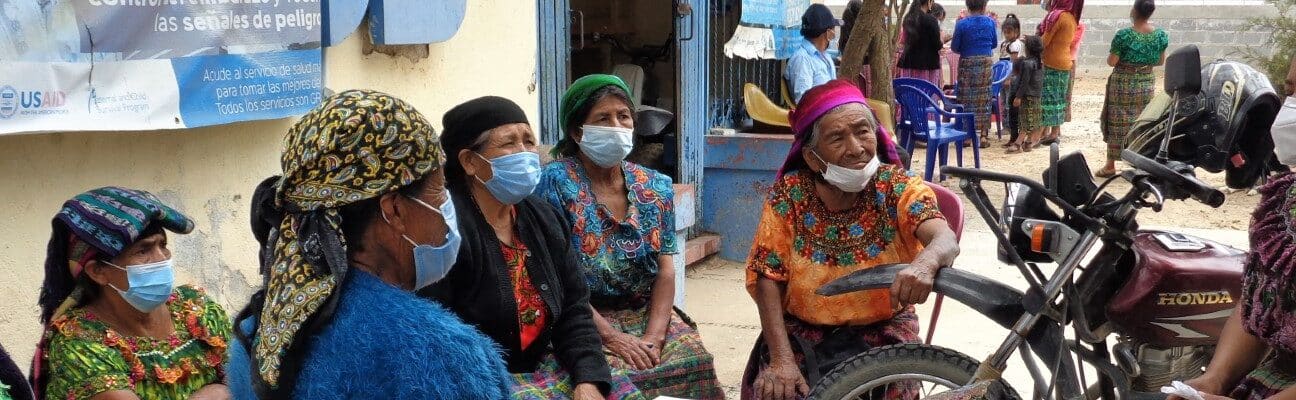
top-left (0, 86), bottom-right (16, 119)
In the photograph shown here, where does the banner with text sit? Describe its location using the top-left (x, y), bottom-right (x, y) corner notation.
top-left (0, 0), bottom-right (323, 134)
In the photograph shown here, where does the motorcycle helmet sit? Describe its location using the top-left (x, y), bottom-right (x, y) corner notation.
top-left (1125, 61), bottom-right (1282, 189)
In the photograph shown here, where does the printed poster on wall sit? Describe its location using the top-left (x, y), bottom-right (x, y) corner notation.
top-left (0, 0), bottom-right (324, 135)
top-left (722, 0), bottom-right (810, 60)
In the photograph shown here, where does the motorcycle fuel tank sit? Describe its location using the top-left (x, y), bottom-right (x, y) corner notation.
top-left (1107, 231), bottom-right (1245, 347)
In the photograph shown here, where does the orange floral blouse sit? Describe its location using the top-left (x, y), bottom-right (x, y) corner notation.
top-left (745, 166), bottom-right (944, 326)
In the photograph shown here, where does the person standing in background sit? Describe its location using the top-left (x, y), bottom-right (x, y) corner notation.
top-left (786, 4), bottom-right (840, 103)
top-left (1096, 0), bottom-right (1168, 177)
top-left (1037, 0), bottom-right (1081, 144)
top-left (896, 0), bottom-right (945, 89)
top-left (951, 0), bottom-right (998, 148)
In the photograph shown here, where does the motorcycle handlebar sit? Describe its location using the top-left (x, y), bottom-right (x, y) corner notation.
top-left (1120, 150), bottom-right (1225, 208)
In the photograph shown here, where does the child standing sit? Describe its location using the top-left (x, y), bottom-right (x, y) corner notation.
top-left (1000, 14), bottom-right (1023, 62)
top-left (1097, 0), bottom-right (1168, 177)
top-left (1007, 35), bottom-right (1045, 154)
top-left (951, 0), bottom-right (998, 148)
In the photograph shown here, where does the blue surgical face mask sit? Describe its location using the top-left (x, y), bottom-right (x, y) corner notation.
top-left (475, 151), bottom-right (541, 205)
top-left (105, 259), bottom-right (175, 313)
top-left (579, 125), bottom-right (635, 168)
top-left (385, 191), bottom-right (462, 290)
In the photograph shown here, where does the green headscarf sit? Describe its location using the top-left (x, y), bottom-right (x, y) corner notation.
top-left (553, 74), bottom-right (633, 157)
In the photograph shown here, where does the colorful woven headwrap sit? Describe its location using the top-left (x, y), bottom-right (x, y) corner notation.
top-left (553, 74), bottom-right (633, 156)
top-left (779, 79), bottom-right (900, 178)
top-left (252, 90), bottom-right (442, 391)
top-left (34, 187), bottom-right (193, 398)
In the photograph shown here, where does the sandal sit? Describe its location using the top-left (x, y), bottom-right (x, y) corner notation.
top-left (1006, 143), bottom-right (1023, 154)
top-left (979, 136), bottom-right (991, 149)
top-left (1094, 167), bottom-right (1118, 178)
top-left (1040, 135), bottom-right (1060, 145)
top-left (1021, 141), bottom-right (1033, 152)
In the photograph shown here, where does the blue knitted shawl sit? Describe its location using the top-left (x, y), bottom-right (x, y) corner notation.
top-left (227, 270), bottom-right (510, 399)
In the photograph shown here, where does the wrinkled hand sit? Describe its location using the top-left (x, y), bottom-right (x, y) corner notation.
top-left (573, 383), bottom-right (604, 400)
top-left (756, 361), bottom-right (809, 400)
top-left (891, 262), bottom-right (940, 310)
top-left (1013, 98), bottom-right (1022, 107)
top-left (640, 333), bottom-right (666, 366)
top-left (604, 331), bottom-right (656, 370)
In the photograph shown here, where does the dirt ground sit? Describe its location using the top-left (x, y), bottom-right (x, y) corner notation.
top-left (911, 76), bottom-right (1259, 231)
top-left (684, 76), bottom-right (1257, 398)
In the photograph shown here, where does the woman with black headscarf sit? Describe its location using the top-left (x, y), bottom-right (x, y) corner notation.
top-left (225, 90), bottom-right (510, 399)
top-left (419, 96), bottom-right (643, 399)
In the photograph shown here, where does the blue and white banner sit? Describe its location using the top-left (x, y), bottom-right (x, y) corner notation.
top-left (723, 0), bottom-right (811, 60)
top-left (0, 0), bottom-right (323, 134)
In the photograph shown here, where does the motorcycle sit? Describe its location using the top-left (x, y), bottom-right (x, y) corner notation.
top-left (806, 45), bottom-right (1280, 400)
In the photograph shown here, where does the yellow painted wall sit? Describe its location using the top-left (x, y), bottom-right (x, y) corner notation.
top-left (0, 0), bottom-right (538, 371)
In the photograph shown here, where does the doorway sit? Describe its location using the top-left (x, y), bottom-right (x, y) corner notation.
top-left (535, 0), bottom-right (709, 186)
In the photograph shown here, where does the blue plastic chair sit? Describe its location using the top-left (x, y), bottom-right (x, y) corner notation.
top-left (990, 60), bottom-right (1013, 139)
top-left (892, 78), bottom-right (966, 151)
top-left (897, 85), bottom-right (981, 182)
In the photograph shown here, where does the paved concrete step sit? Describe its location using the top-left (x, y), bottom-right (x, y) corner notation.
top-left (684, 234), bottom-right (721, 267)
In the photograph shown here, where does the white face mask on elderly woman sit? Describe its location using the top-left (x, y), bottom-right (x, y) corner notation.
top-left (1271, 96), bottom-right (1296, 166)
top-left (813, 151), bottom-right (881, 193)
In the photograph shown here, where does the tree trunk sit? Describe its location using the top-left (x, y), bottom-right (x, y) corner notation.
top-left (838, 0), bottom-right (895, 104)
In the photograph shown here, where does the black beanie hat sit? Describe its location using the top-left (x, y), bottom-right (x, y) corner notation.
top-left (440, 96), bottom-right (530, 188)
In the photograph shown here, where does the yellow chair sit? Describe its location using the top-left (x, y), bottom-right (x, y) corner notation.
top-left (742, 83), bottom-right (896, 137)
top-left (744, 83), bottom-right (792, 128)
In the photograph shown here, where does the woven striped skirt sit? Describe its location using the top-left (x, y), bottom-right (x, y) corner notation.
top-left (897, 67), bottom-right (943, 90)
top-left (1018, 96), bottom-right (1043, 135)
top-left (1229, 351), bottom-right (1296, 400)
top-left (599, 307), bottom-right (725, 400)
top-left (1042, 67), bottom-right (1072, 127)
top-left (957, 56), bottom-right (994, 134)
top-left (739, 310), bottom-right (921, 399)
top-left (510, 355), bottom-right (644, 399)
top-left (1102, 63), bottom-right (1156, 153)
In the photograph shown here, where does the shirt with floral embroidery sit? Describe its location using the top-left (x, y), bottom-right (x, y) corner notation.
top-left (538, 159), bottom-right (679, 308)
top-left (41, 285), bottom-right (231, 400)
top-left (501, 235), bottom-right (548, 350)
top-left (745, 166), bottom-right (944, 326)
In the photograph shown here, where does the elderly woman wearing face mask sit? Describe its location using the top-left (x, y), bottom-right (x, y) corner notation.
top-left (418, 96), bottom-right (643, 400)
top-left (225, 90), bottom-right (510, 399)
top-left (1171, 56), bottom-right (1296, 400)
top-left (31, 187), bottom-right (231, 400)
top-left (740, 80), bottom-right (960, 400)
top-left (535, 74), bottom-right (724, 399)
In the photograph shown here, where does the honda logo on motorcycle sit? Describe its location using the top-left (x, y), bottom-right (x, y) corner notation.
top-left (1156, 290), bottom-right (1234, 306)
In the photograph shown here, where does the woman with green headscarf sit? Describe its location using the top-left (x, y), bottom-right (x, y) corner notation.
top-left (537, 74), bottom-right (724, 399)
top-left (224, 90), bottom-right (510, 399)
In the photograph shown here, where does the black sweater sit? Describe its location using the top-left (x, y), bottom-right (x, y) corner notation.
top-left (1012, 58), bottom-right (1043, 100)
top-left (418, 192), bottom-right (612, 390)
top-left (897, 13), bottom-right (944, 70)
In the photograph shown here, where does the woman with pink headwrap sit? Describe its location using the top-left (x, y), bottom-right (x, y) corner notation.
top-left (739, 80), bottom-right (960, 400)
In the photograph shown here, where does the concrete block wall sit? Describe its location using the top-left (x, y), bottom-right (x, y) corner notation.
top-left (945, 5), bottom-right (1280, 75)
top-left (831, 4), bottom-right (1281, 77)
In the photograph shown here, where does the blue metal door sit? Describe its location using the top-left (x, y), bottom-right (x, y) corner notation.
top-left (536, 0), bottom-right (570, 144)
top-left (676, 0), bottom-right (709, 206)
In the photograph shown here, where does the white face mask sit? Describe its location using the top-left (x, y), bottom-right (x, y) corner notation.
top-left (814, 151), bottom-right (881, 193)
top-left (1272, 97), bottom-right (1296, 166)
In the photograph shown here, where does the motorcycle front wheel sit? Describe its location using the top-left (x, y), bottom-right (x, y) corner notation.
top-left (810, 344), bottom-right (1021, 400)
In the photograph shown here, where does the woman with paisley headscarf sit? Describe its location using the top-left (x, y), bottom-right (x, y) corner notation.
top-left (536, 74), bottom-right (724, 399)
top-left (224, 90), bottom-right (510, 399)
top-left (30, 186), bottom-right (230, 400)
top-left (419, 96), bottom-right (643, 400)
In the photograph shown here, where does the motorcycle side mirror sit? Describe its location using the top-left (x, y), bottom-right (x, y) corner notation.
top-left (1164, 45), bottom-right (1202, 97)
